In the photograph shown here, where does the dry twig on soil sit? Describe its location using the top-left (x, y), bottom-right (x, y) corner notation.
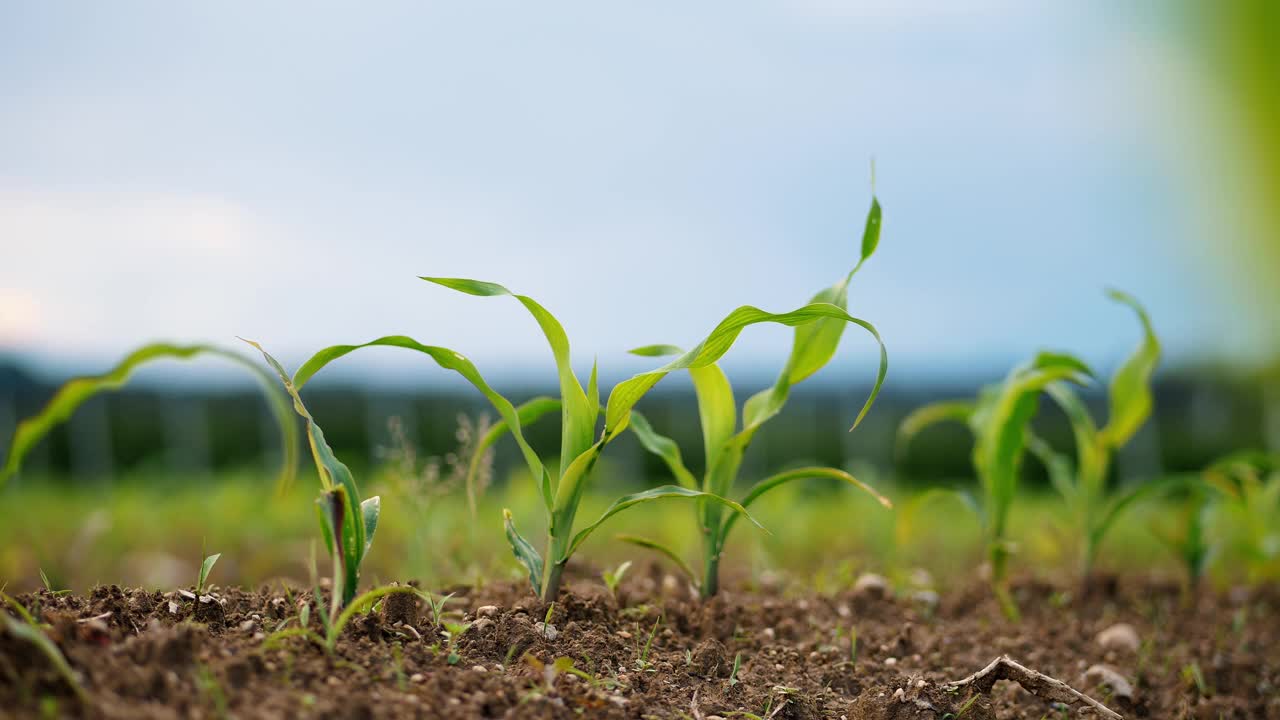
top-left (944, 655), bottom-right (1123, 719)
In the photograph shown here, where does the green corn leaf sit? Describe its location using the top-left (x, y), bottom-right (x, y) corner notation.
top-left (465, 396), bottom-right (561, 514)
top-left (0, 343), bottom-right (298, 491)
top-left (563, 485), bottom-right (765, 562)
top-left (503, 509), bottom-right (544, 595)
top-left (1025, 432), bottom-right (1076, 506)
top-left (629, 344), bottom-right (684, 357)
top-left (859, 196), bottom-right (883, 266)
top-left (1099, 289), bottom-right (1161, 448)
top-left (721, 466), bottom-right (891, 538)
top-left (1090, 475), bottom-right (1191, 557)
top-left (1043, 382), bottom-right (1108, 501)
top-left (551, 440), bottom-right (607, 526)
top-left (615, 534), bottom-right (698, 584)
top-left (689, 364), bottom-right (736, 467)
top-left (421, 277), bottom-right (596, 471)
top-left (197, 553), bottom-right (221, 594)
top-left (289, 335), bottom-right (554, 511)
top-left (318, 487), bottom-right (361, 608)
top-left (896, 400), bottom-right (975, 457)
top-left (361, 496), bottom-right (380, 559)
top-left (628, 412), bottom-right (697, 489)
top-left (605, 302), bottom-right (887, 436)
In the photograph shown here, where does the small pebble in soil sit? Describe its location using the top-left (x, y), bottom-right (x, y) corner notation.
top-left (476, 605), bottom-right (499, 618)
top-left (534, 622), bottom-right (558, 641)
top-left (853, 573), bottom-right (890, 598)
top-left (1096, 623), bottom-right (1141, 653)
top-left (1085, 663), bottom-right (1134, 700)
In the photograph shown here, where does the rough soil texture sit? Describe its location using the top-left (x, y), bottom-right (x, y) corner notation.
top-left (2, 568), bottom-right (1277, 719)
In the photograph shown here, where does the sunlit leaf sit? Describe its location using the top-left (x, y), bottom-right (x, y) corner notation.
top-left (722, 466), bottom-right (891, 538)
top-left (689, 364), bottom-right (736, 467)
top-left (1099, 290), bottom-right (1161, 448)
top-left (465, 397), bottom-right (561, 514)
top-left (628, 412), bottom-right (697, 489)
top-left (361, 496), bottom-right (380, 559)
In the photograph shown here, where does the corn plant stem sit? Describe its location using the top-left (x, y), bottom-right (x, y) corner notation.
top-left (539, 530), bottom-right (571, 602)
top-left (700, 543), bottom-right (722, 599)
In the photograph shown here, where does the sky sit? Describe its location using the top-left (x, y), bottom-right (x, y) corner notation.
top-left (0, 2), bottom-right (1260, 392)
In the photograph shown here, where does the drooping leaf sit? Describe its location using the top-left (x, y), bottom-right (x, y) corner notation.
top-left (0, 343), bottom-right (298, 491)
top-left (421, 277), bottom-right (596, 471)
top-left (1099, 290), bottom-right (1161, 448)
top-left (721, 466), bottom-right (891, 538)
top-left (628, 412), bottom-right (697, 489)
top-left (1043, 383), bottom-right (1107, 501)
top-left (289, 335), bottom-right (553, 510)
top-left (605, 302), bottom-right (887, 437)
top-left (563, 485), bottom-right (765, 561)
top-left (361, 496), bottom-right (381, 559)
top-left (615, 534), bottom-right (698, 584)
top-left (1025, 432), bottom-right (1076, 506)
top-left (503, 509), bottom-right (544, 595)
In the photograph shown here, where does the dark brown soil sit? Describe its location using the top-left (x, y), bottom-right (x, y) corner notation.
top-left (2, 569), bottom-right (1277, 719)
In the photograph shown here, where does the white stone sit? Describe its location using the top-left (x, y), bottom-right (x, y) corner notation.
top-left (1096, 623), bottom-right (1140, 653)
top-left (534, 621), bottom-right (558, 641)
top-left (476, 605), bottom-right (499, 618)
top-left (1085, 664), bottom-right (1134, 700)
top-left (853, 573), bottom-right (890, 597)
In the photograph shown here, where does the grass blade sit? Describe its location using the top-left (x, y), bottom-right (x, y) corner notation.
top-left (563, 485), bottom-right (764, 561)
top-left (504, 509), bottom-right (544, 595)
top-left (628, 412), bottom-right (697, 489)
top-left (0, 343), bottom-right (297, 491)
top-left (615, 534), bottom-right (698, 585)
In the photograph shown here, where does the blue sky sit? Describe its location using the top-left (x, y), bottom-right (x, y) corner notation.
top-left (0, 2), bottom-right (1259, 390)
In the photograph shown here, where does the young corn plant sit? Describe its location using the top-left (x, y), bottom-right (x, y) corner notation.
top-left (242, 341), bottom-right (381, 620)
top-left (616, 193), bottom-right (892, 598)
top-left (898, 350), bottom-right (1094, 616)
top-left (1202, 451), bottom-right (1280, 581)
top-left (0, 343), bottom-right (297, 489)
top-left (1020, 291), bottom-right (1165, 577)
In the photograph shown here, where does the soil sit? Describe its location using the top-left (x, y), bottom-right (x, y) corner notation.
top-left (2, 568), bottom-right (1277, 719)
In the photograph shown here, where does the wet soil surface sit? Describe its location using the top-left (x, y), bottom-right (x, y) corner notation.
top-left (2, 569), bottom-right (1277, 719)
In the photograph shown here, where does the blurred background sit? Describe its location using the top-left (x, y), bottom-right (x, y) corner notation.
top-left (1, 2), bottom-right (1277, 592)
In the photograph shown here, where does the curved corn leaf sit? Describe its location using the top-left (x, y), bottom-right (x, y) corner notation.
top-left (289, 335), bottom-right (553, 511)
top-left (551, 439), bottom-right (606, 526)
top-left (1099, 290), bottom-right (1161, 448)
top-left (721, 466), bottom-right (891, 538)
top-left (0, 342), bottom-right (297, 491)
top-left (503, 508), bottom-right (544, 595)
top-left (605, 302), bottom-right (887, 436)
top-left (563, 485), bottom-right (764, 562)
top-left (1090, 475), bottom-right (1191, 556)
top-left (465, 396), bottom-right (561, 515)
top-left (629, 344), bottom-right (684, 358)
top-left (361, 496), bottom-right (380, 558)
top-left (615, 534), bottom-right (698, 584)
top-left (628, 412), bottom-right (697, 489)
top-left (421, 277), bottom-right (596, 470)
top-left (1043, 382), bottom-right (1108, 500)
top-left (689, 364), bottom-right (736, 467)
top-left (896, 400), bottom-right (975, 458)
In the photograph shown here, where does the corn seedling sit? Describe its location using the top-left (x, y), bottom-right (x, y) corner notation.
top-left (1151, 479), bottom-right (1214, 589)
top-left (0, 343), bottom-right (297, 490)
top-left (618, 192), bottom-right (891, 597)
top-left (242, 341), bottom-right (381, 619)
top-left (728, 651), bottom-right (743, 686)
top-left (1202, 451), bottom-right (1280, 581)
top-left (899, 349), bottom-right (1094, 616)
top-left (279, 277), bottom-right (779, 601)
top-left (602, 560), bottom-right (631, 598)
top-left (442, 620), bottom-right (471, 664)
top-left (1018, 291), bottom-right (1166, 577)
top-left (196, 552), bottom-right (221, 597)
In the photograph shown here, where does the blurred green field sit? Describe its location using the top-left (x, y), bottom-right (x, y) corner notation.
top-left (2, 457), bottom-right (1267, 596)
